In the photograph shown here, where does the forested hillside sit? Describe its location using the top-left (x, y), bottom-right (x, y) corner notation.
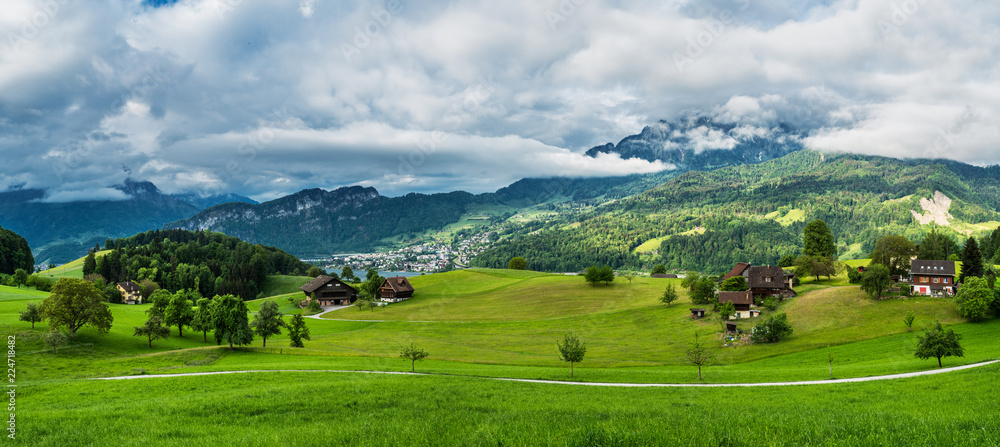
top-left (94, 229), bottom-right (313, 300)
top-left (472, 151), bottom-right (1000, 273)
top-left (0, 225), bottom-right (33, 274)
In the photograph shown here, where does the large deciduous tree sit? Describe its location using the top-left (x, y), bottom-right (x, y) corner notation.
top-left (191, 297), bottom-right (214, 343)
top-left (803, 220), bottom-right (837, 258)
top-left (287, 314), bottom-right (311, 348)
top-left (869, 235), bottom-right (917, 277)
top-left (584, 266), bottom-right (614, 286)
top-left (134, 315), bottom-right (170, 348)
top-left (211, 294), bottom-right (253, 350)
top-left (507, 257), bottom-right (527, 270)
top-left (557, 334), bottom-right (586, 378)
top-left (38, 278), bottom-right (113, 340)
top-left (689, 277), bottom-right (717, 305)
top-left (914, 321), bottom-right (964, 367)
top-left (955, 277), bottom-right (993, 321)
top-left (860, 264), bottom-right (891, 299)
top-left (960, 237), bottom-right (985, 282)
top-left (164, 291), bottom-right (194, 337)
top-left (251, 301), bottom-right (286, 347)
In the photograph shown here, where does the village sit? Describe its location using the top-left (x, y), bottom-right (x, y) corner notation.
top-left (307, 229), bottom-right (499, 274)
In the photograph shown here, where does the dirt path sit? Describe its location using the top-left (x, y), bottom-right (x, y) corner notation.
top-left (94, 359), bottom-right (999, 387)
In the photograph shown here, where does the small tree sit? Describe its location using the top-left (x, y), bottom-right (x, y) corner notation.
top-left (762, 296), bottom-right (779, 311)
top-left (619, 271), bottom-right (636, 285)
top-left (750, 313), bottom-right (793, 343)
top-left (915, 321), bottom-right (964, 367)
top-left (38, 278), bottom-right (114, 340)
top-left (18, 303), bottom-right (42, 329)
top-left (827, 352), bottom-right (835, 379)
top-left (685, 334), bottom-right (715, 381)
top-left (717, 301), bottom-right (736, 326)
top-left (251, 301), bottom-right (286, 347)
top-left (43, 330), bottom-right (68, 354)
top-left (134, 315), bottom-right (170, 348)
top-left (163, 292), bottom-right (194, 337)
top-left (651, 264), bottom-right (667, 275)
top-left (508, 257), bottom-right (527, 270)
top-left (305, 299), bottom-right (323, 315)
top-left (584, 266), bottom-right (614, 286)
top-left (191, 298), bottom-right (214, 342)
top-left (778, 254), bottom-right (797, 268)
top-left (660, 284), bottom-right (678, 307)
top-left (211, 294), bottom-right (254, 350)
top-left (400, 343), bottom-right (429, 372)
top-left (557, 334), bottom-right (586, 378)
top-left (903, 311), bottom-right (916, 331)
top-left (12, 269), bottom-right (27, 289)
top-left (355, 292), bottom-right (377, 311)
top-left (860, 264), bottom-right (891, 299)
top-left (287, 314), bottom-right (311, 348)
top-left (719, 276), bottom-right (748, 292)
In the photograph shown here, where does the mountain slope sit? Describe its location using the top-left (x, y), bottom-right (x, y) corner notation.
top-left (471, 150), bottom-right (1000, 273)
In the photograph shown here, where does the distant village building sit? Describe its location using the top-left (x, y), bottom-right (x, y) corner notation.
top-left (378, 276), bottom-right (415, 302)
top-left (723, 263), bottom-right (797, 300)
top-left (909, 260), bottom-right (956, 297)
top-left (117, 281), bottom-right (142, 305)
top-left (299, 275), bottom-right (358, 306)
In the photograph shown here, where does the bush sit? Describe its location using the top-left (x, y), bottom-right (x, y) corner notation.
top-left (847, 271), bottom-right (861, 284)
top-left (750, 313), bottom-right (793, 343)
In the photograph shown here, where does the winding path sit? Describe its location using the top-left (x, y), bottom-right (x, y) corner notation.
top-left (94, 359), bottom-right (999, 387)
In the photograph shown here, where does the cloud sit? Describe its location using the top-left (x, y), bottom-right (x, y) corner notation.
top-left (39, 188), bottom-right (130, 203)
top-left (1, 0), bottom-right (999, 201)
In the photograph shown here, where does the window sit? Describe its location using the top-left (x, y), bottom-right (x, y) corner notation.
top-left (764, 276), bottom-right (772, 283)
top-left (944, 278), bottom-right (949, 284)
top-left (933, 278), bottom-right (939, 284)
top-left (921, 277), bottom-right (928, 283)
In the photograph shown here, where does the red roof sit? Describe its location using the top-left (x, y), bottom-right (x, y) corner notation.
top-left (723, 263), bottom-right (751, 281)
top-left (718, 291), bottom-right (753, 306)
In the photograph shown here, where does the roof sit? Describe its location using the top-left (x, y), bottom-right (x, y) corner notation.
top-left (117, 281), bottom-right (141, 292)
top-left (910, 260), bottom-right (956, 276)
top-left (718, 291), bottom-right (753, 306)
top-left (299, 275), bottom-right (356, 294)
top-left (690, 308), bottom-right (706, 312)
top-left (747, 266), bottom-right (789, 289)
top-left (381, 276), bottom-right (415, 293)
top-left (723, 263), bottom-right (751, 281)
top-left (651, 273), bottom-right (678, 278)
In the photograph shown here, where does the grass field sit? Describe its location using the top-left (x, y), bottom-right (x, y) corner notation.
top-left (36, 250), bottom-right (111, 279)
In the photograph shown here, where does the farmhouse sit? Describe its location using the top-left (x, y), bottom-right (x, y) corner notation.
top-left (723, 263), bottom-right (797, 300)
top-left (909, 260), bottom-right (956, 297)
top-left (718, 291), bottom-right (759, 319)
top-left (299, 275), bottom-right (358, 306)
top-left (117, 281), bottom-right (142, 304)
top-left (378, 276), bottom-right (415, 302)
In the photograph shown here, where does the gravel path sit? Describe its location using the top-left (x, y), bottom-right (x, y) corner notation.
top-left (94, 359), bottom-right (999, 387)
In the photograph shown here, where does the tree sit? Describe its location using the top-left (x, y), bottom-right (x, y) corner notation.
top-left (18, 303), bottom-right (42, 329)
top-left (354, 293), bottom-right (377, 312)
top-left (904, 311), bottom-right (916, 331)
top-left (619, 271), bottom-right (636, 285)
top-left (750, 313), bottom-right (793, 343)
top-left (689, 277), bottom-right (717, 305)
top-left (960, 237), bottom-right (985, 282)
top-left (139, 279), bottom-right (160, 302)
top-left (361, 272), bottom-right (385, 297)
top-left (133, 315), bottom-right (170, 348)
top-left (43, 330), bottom-right (68, 354)
top-left (660, 284), bottom-right (678, 307)
top-left (954, 277), bottom-right (993, 321)
top-left (304, 299), bottom-right (323, 315)
top-left (584, 266), bottom-right (614, 286)
top-left (719, 276), bottom-right (748, 292)
top-left (164, 291), bottom-right (194, 337)
top-left (763, 296), bottom-right (779, 311)
top-left (803, 219), bottom-right (836, 258)
top-left (38, 278), bottom-right (113, 340)
top-left (341, 265), bottom-right (357, 282)
top-left (148, 289), bottom-right (173, 317)
top-left (681, 272), bottom-right (702, 291)
top-left (251, 301), bottom-right (286, 347)
top-left (399, 343), bottom-right (429, 372)
top-left (507, 257), bottom-right (527, 270)
top-left (82, 252), bottom-right (97, 276)
top-left (27, 275), bottom-right (53, 292)
top-left (12, 269), bottom-right (27, 289)
top-left (211, 294), bottom-right (253, 350)
top-left (795, 255), bottom-right (838, 282)
top-left (778, 254), bottom-right (797, 268)
top-left (685, 334), bottom-right (715, 381)
top-left (287, 314), bottom-right (311, 348)
top-left (918, 228), bottom-right (958, 261)
top-left (651, 264), bottom-right (667, 275)
top-left (191, 298), bottom-right (214, 342)
top-left (860, 264), bottom-right (891, 299)
top-left (914, 321), bottom-right (964, 367)
top-left (717, 301), bottom-right (736, 326)
top-left (307, 266), bottom-right (323, 278)
top-left (869, 235), bottom-right (917, 277)
top-left (557, 334), bottom-right (586, 378)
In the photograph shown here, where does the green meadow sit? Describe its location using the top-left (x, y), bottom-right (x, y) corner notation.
top-left (5, 266), bottom-right (999, 445)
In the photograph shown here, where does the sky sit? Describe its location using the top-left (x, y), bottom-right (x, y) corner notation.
top-left (2, 0), bottom-right (999, 202)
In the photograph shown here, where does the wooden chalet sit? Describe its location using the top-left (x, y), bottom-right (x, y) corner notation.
top-left (723, 263), bottom-right (796, 301)
top-left (117, 281), bottom-right (142, 305)
top-left (909, 260), bottom-right (956, 297)
top-left (718, 291), bottom-right (757, 319)
top-left (378, 276), bottom-right (415, 303)
top-left (299, 276), bottom-right (358, 306)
